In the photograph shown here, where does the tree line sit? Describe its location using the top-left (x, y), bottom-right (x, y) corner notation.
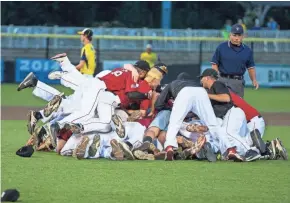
top-left (1, 1), bottom-right (290, 29)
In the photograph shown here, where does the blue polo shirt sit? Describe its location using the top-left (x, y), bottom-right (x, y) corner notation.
top-left (211, 41), bottom-right (255, 75)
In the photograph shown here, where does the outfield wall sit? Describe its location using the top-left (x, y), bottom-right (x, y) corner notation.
top-left (2, 48), bottom-right (290, 65)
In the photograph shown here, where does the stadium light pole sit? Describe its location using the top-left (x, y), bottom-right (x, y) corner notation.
top-left (161, 1), bottom-right (172, 29)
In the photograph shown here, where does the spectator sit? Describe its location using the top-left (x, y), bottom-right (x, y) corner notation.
top-left (140, 44), bottom-right (160, 68)
top-left (238, 19), bottom-right (247, 33)
top-left (251, 18), bottom-right (261, 30)
top-left (267, 17), bottom-right (280, 30)
top-left (221, 19), bottom-right (232, 39)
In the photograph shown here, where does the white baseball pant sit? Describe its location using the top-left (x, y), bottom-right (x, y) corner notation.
top-left (60, 122), bottom-right (145, 159)
top-left (218, 106), bottom-right (251, 156)
top-left (164, 87), bottom-right (232, 154)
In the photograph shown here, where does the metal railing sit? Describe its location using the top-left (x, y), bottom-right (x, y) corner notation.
top-left (1, 25), bottom-right (290, 52)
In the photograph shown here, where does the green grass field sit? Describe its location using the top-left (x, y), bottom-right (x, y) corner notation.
top-left (1, 84), bottom-right (290, 202)
top-left (1, 121), bottom-right (290, 203)
top-left (1, 84), bottom-right (290, 112)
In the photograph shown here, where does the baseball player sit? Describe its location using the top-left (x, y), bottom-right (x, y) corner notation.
top-left (199, 68), bottom-right (263, 161)
top-left (229, 90), bottom-right (288, 160)
top-left (46, 54), bottom-right (151, 138)
top-left (154, 68), bottom-right (256, 161)
top-left (62, 65), bottom-right (166, 137)
top-left (17, 70), bottom-right (114, 135)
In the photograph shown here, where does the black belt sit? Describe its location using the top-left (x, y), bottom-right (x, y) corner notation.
top-left (247, 115), bottom-right (262, 123)
top-left (220, 73), bottom-right (243, 80)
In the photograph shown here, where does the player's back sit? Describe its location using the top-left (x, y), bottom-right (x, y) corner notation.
top-left (99, 68), bottom-right (132, 91)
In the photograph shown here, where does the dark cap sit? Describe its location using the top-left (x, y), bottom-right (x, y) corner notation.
top-left (177, 72), bottom-right (191, 80)
top-left (231, 24), bottom-right (244, 34)
top-left (1, 189), bottom-right (20, 202)
top-left (198, 68), bottom-right (218, 79)
top-left (77, 28), bottom-right (93, 38)
top-left (154, 63), bottom-right (168, 75)
top-left (16, 145), bottom-right (34, 157)
top-left (134, 60), bottom-right (150, 72)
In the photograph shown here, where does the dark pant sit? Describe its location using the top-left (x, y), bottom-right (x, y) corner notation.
top-left (219, 77), bottom-right (245, 98)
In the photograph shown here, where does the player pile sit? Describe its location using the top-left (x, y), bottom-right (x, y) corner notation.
top-left (17, 53), bottom-right (288, 162)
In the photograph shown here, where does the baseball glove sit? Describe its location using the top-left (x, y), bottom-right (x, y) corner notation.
top-left (186, 124), bottom-right (209, 133)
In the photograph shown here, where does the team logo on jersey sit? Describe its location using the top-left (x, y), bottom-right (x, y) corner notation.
top-left (131, 83), bottom-right (139, 88)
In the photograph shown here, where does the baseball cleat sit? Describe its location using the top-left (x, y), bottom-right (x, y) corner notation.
top-left (250, 129), bottom-right (266, 154)
top-left (110, 139), bottom-right (124, 161)
top-left (118, 141), bottom-right (135, 160)
top-left (112, 114), bottom-right (126, 138)
top-left (63, 123), bottom-right (84, 134)
top-left (154, 151), bottom-right (166, 160)
top-left (17, 72), bottom-right (38, 91)
top-left (43, 123), bottom-right (58, 149)
top-left (165, 146), bottom-right (174, 161)
top-left (43, 93), bottom-right (64, 117)
top-left (88, 134), bottom-right (101, 157)
top-left (266, 140), bottom-right (277, 160)
top-left (186, 124), bottom-right (209, 133)
top-left (179, 148), bottom-right (194, 160)
top-left (48, 71), bottom-right (68, 80)
top-left (227, 148), bottom-right (245, 162)
top-left (133, 150), bottom-right (155, 160)
top-left (73, 135), bottom-right (90, 160)
top-left (50, 53), bottom-right (68, 63)
top-left (133, 141), bottom-right (160, 154)
top-left (27, 110), bottom-right (38, 135)
top-left (203, 142), bottom-right (217, 162)
top-left (192, 134), bottom-right (207, 154)
top-left (275, 138), bottom-right (288, 160)
top-left (245, 149), bottom-right (261, 162)
top-left (32, 126), bottom-right (46, 147)
top-left (177, 136), bottom-right (194, 149)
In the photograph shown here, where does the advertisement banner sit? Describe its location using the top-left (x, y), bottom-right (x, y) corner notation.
top-left (200, 63), bottom-right (290, 87)
top-left (15, 58), bottom-right (61, 84)
top-left (103, 60), bottom-right (136, 71)
top-left (0, 59), bottom-right (3, 82)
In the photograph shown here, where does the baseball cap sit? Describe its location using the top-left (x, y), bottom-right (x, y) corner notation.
top-left (134, 60), bottom-right (150, 72)
top-left (16, 145), bottom-right (34, 157)
top-left (231, 24), bottom-right (244, 34)
top-left (1, 189), bottom-right (20, 202)
top-left (146, 44), bottom-right (152, 49)
top-left (198, 68), bottom-right (218, 79)
top-left (77, 28), bottom-right (93, 38)
top-left (154, 63), bottom-right (168, 75)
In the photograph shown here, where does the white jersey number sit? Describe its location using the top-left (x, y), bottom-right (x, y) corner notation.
top-left (112, 69), bottom-right (128, 77)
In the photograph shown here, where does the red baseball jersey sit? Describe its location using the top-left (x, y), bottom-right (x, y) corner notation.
top-left (114, 90), bottom-right (131, 109)
top-left (230, 91), bottom-right (260, 121)
top-left (136, 80), bottom-right (152, 111)
top-left (99, 68), bottom-right (138, 92)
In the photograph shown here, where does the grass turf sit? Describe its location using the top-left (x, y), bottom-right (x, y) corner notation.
top-left (1, 120), bottom-right (290, 203)
top-left (1, 84), bottom-right (290, 112)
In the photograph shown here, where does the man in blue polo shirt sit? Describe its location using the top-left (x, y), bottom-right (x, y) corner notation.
top-left (211, 24), bottom-right (259, 97)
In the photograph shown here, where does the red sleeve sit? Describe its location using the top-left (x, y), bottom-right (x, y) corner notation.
top-left (125, 71), bottom-right (139, 93)
top-left (138, 80), bottom-right (151, 93)
top-left (140, 99), bottom-right (151, 110)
